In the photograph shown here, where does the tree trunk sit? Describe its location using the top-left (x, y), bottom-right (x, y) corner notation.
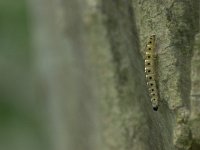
top-left (29, 0), bottom-right (200, 150)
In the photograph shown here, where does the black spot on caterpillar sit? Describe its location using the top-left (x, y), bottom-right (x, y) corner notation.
top-left (144, 35), bottom-right (159, 111)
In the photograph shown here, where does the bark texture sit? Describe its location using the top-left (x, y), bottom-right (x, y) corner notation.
top-left (29, 0), bottom-right (200, 150)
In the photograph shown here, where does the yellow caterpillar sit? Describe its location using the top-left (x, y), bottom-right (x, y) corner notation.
top-left (144, 35), bottom-right (159, 111)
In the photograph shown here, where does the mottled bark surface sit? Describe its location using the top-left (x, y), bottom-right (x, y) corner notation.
top-left (28, 0), bottom-right (200, 150)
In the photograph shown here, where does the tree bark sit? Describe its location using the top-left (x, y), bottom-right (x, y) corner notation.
top-left (29, 0), bottom-right (200, 150)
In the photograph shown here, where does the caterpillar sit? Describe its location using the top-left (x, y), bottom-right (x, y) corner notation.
top-left (144, 34), bottom-right (159, 111)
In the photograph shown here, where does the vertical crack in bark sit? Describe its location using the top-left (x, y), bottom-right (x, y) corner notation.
top-left (190, 2), bottom-right (200, 148)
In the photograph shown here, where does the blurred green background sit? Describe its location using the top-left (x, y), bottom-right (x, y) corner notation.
top-left (0, 1), bottom-right (49, 150)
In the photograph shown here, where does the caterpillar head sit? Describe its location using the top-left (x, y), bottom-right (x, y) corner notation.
top-left (151, 97), bottom-right (159, 111)
top-left (153, 106), bottom-right (158, 111)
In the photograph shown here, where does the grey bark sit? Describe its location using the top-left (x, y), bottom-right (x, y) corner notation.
top-left (29, 0), bottom-right (200, 150)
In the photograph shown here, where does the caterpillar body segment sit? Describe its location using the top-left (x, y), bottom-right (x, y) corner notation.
top-left (146, 74), bottom-right (155, 82)
top-left (145, 59), bottom-right (154, 67)
top-left (145, 67), bottom-right (154, 74)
